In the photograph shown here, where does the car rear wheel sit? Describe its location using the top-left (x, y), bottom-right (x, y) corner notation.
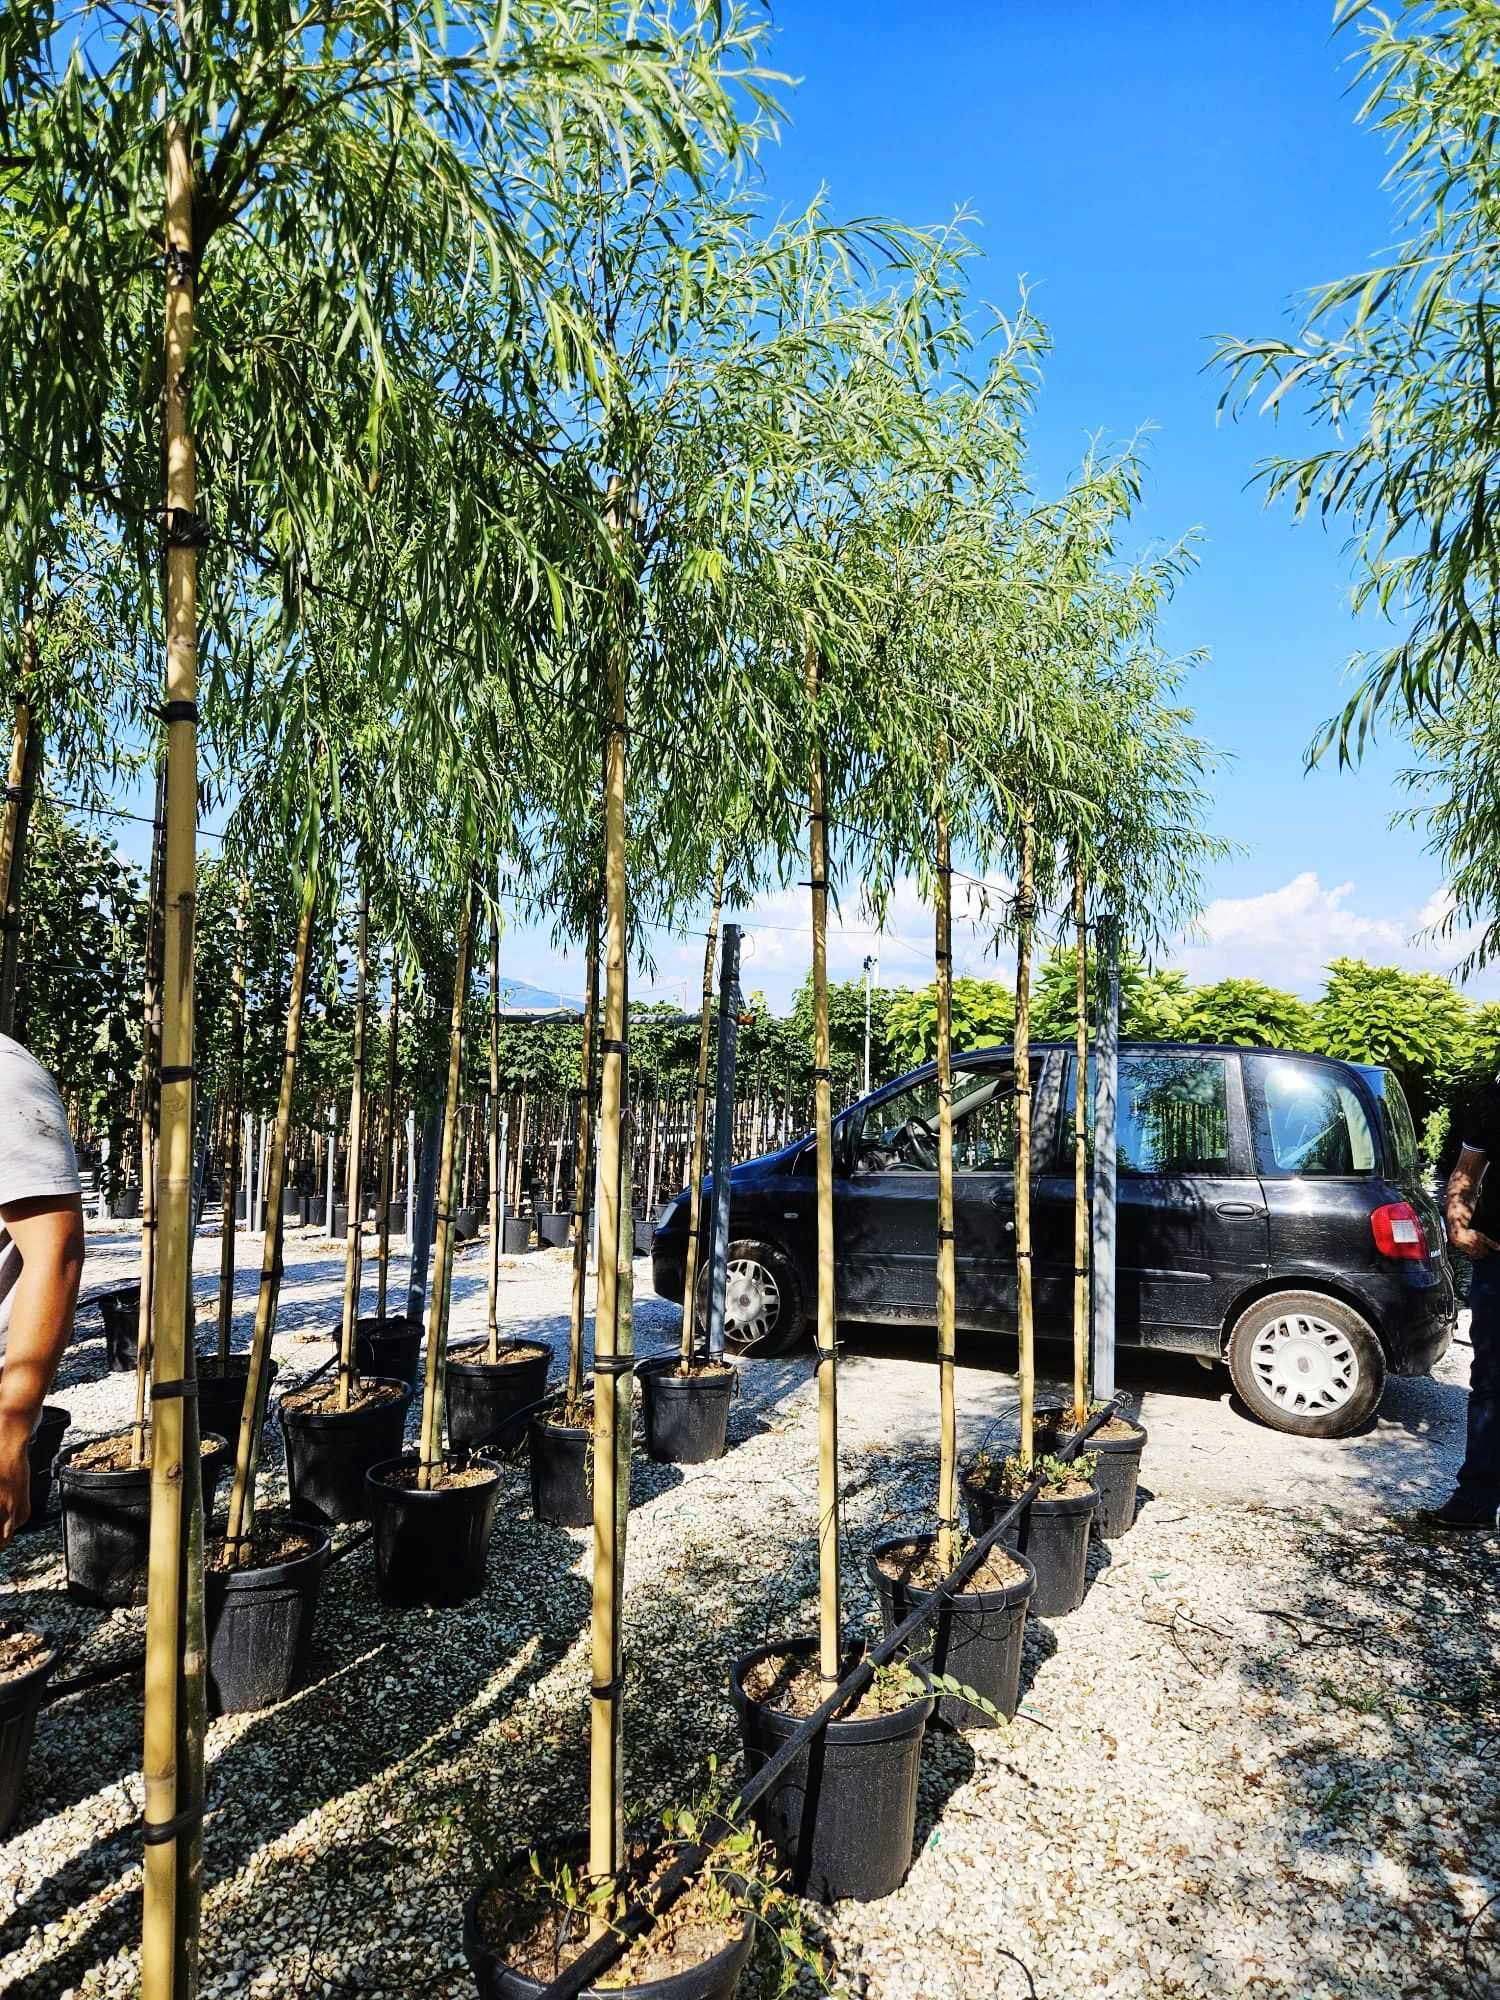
top-left (1226, 1289), bottom-right (1386, 1438)
top-left (693, 1238), bottom-right (807, 1357)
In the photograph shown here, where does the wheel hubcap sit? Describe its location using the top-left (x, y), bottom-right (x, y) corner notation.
top-left (720, 1257), bottom-right (780, 1350)
top-left (1249, 1312), bottom-right (1359, 1415)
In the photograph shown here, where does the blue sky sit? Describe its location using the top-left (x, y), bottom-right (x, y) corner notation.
top-left (100, 3), bottom-right (1484, 1013)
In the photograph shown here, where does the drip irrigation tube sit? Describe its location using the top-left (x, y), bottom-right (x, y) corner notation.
top-left (530, 1399), bottom-right (1122, 1999)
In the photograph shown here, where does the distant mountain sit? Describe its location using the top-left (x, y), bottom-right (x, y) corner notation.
top-left (497, 978), bottom-right (583, 1014)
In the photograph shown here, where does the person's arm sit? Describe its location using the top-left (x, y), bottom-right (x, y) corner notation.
top-left (1446, 1145), bottom-right (1500, 1260)
top-left (0, 1193), bottom-right (85, 1542)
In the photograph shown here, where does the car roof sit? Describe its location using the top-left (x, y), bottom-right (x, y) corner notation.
top-left (936, 1039), bottom-right (1379, 1069)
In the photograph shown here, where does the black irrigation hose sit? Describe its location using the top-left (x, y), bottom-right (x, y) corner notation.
top-left (532, 1398), bottom-right (1122, 2000)
top-left (44, 1648), bottom-right (146, 1707)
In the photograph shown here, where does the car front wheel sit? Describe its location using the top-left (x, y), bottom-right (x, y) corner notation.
top-left (1226, 1289), bottom-right (1386, 1438)
top-left (693, 1238), bottom-right (807, 1357)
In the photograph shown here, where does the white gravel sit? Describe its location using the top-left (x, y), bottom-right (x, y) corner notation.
top-left (2, 1221), bottom-right (1497, 1999)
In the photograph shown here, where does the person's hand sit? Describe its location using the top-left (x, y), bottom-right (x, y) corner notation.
top-left (0, 1412), bottom-right (33, 1544)
top-left (1449, 1221), bottom-right (1500, 1261)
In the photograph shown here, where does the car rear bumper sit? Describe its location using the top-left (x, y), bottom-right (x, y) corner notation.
top-left (1380, 1267), bottom-right (1456, 1376)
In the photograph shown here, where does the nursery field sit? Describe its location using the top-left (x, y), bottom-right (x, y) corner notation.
top-left (4, 1226), bottom-right (1495, 2000)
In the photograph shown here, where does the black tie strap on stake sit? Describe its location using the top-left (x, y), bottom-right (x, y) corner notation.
top-left (149, 1378), bottom-right (198, 1401)
top-left (3, 785), bottom-right (21, 803)
top-left (937, 1227), bottom-right (956, 1243)
top-left (532, 1395), bottom-right (1124, 2000)
top-left (1015, 1247), bottom-right (1033, 1261)
top-left (590, 1676), bottom-right (623, 1702)
top-left (159, 698), bottom-right (198, 724)
top-left (591, 1353), bottom-right (636, 1377)
top-left (142, 1802), bottom-right (203, 1847)
top-left (163, 508), bottom-right (210, 550)
top-left (163, 244), bottom-right (197, 283)
top-left (159, 1065), bottom-right (194, 1085)
top-left (810, 1066), bottom-right (832, 1083)
top-left (601, 1038), bottom-right (627, 1056)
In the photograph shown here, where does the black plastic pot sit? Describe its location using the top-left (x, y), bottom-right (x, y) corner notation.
top-left (868, 1535), bottom-right (1036, 1730)
top-left (384, 1201), bottom-right (407, 1236)
top-left (538, 1211), bottom-right (571, 1248)
top-left (367, 1452), bottom-right (502, 1607)
top-left (963, 1479), bottom-right (1098, 1618)
top-left (463, 1843), bottom-right (753, 2000)
top-left (233, 1191), bottom-right (247, 1223)
top-left (305, 1195), bottom-right (327, 1229)
top-left (196, 1355), bottom-right (280, 1453)
top-left (632, 1217), bottom-right (653, 1257)
top-left (354, 1316), bottom-right (424, 1391)
top-left (332, 1202), bottom-right (349, 1239)
top-left (1040, 1418), bottom-right (1147, 1539)
top-left (527, 1412), bottom-right (590, 1527)
top-left (110, 1187), bottom-right (141, 1220)
top-left (502, 1216), bottom-right (533, 1255)
top-left (639, 1358), bottom-right (732, 1465)
top-left (57, 1432), bottom-right (231, 1608)
top-left (205, 1521), bottom-right (331, 1714)
top-left (20, 1404), bottom-right (70, 1536)
top-left (0, 1639), bottom-right (60, 1835)
top-left (730, 1638), bottom-right (933, 1903)
top-left (281, 1189), bottom-right (306, 1226)
top-left (98, 1285), bottom-right (141, 1374)
top-left (447, 1342), bottom-right (552, 1455)
top-left (455, 1207), bottom-right (480, 1242)
top-left (282, 1379), bottom-right (414, 1527)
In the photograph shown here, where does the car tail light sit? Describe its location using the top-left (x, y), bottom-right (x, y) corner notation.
top-left (1371, 1201), bottom-right (1426, 1261)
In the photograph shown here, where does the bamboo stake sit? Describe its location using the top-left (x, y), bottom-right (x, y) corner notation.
top-left (1015, 800), bottom-right (1037, 1468)
top-left (141, 117), bottom-right (205, 1999)
top-left (566, 906), bottom-right (601, 1405)
top-left (131, 762), bottom-right (167, 1467)
top-left (223, 869), bottom-right (318, 1561)
top-left (0, 590), bottom-right (39, 1037)
top-left (934, 802), bottom-right (958, 1571)
top-left (678, 857), bottom-right (724, 1370)
top-left (590, 539), bottom-right (632, 1899)
top-left (417, 884), bottom-right (476, 1487)
top-left (376, 952), bottom-right (400, 1321)
top-left (216, 881), bottom-right (248, 1362)
top-left (807, 619), bottom-right (840, 1686)
top-left (486, 908), bottom-right (502, 1360)
top-left (335, 885), bottom-right (370, 1411)
top-left (1072, 851), bottom-right (1090, 1427)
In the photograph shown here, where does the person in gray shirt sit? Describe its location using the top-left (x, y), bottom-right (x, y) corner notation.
top-left (0, 1033), bottom-right (84, 1541)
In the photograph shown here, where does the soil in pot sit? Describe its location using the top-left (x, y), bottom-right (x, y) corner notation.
top-left (196, 1355), bottom-right (280, 1450)
top-left (962, 1463), bottom-right (1098, 1618)
top-left (527, 1406), bottom-right (591, 1528)
top-left (97, 1285), bottom-right (141, 1373)
top-left (1044, 1409), bottom-right (1147, 1538)
top-left (447, 1341), bottom-right (552, 1455)
top-left (280, 1378), bottom-right (413, 1528)
top-left (205, 1519), bottom-right (330, 1714)
top-left (57, 1431), bottom-right (230, 1608)
top-left (354, 1315), bottom-right (424, 1391)
top-left (465, 1836), bottom-right (753, 2000)
top-left (869, 1535), bottom-right (1035, 1729)
top-left (731, 1638), bottom-right (933, 1903)
top-left (20, 1404), bottom-right (70, 1536)
top-left (0, 1630), bottom-right (60, 1835)
top-left (639, 1359), bottom-right (733, 1466)
top-left (367, 1452), bottom-right (503, 1608)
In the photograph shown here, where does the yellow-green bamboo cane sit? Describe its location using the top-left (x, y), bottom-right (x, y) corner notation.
top-left (335, 885), bottom-right (370, 1412)
top-left (1014, 801), bottom-right (1037, 1468)
top-left (132, 766), bottom-right (166, 1468)
top-left (216, 880), bottom-right (248, 1361)
top-left (223, 869), bottom-right (319, 1561)
top-left (566, 906), bottom-right (601, 1406)
top-left (590, 579), bottom-right (632, 1897)
top-left (934, 805), bottom-right (958, 1571)
top-left (0, 590), bottom-right (39, 1040)
top-left (376, 949), bottom-right (399, 1324)
top-left (417, 884), bottom-right (476, 1487)
top-left (678, 855), bottom-right (724, 1371)
top-left (140, 117), bottom-right (205, 2000)
top-left (807, 618), bottom-right (840, 1687)
top-left (1071, 851), bottom-right (1090, 1428)
top-left (485, 911), bottom-right (502, 1362)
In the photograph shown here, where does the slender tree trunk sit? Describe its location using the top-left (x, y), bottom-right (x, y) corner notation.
top-left (807, 619), bottom-right (840, 1686)
top-left (216, 881), bottom-right (248, 1361)
top-left (376, 953), bottom-right (399, 1321)
top-left (1071, 852), bottom-right (1090, 1427)
top-left (0, 592), bottom-right (40, 1040)
top-left (566, 907), bottom-right (601, 1404)
top-left (335, 885), bottom-right (370, 1411)
top-left (223, 870), bottom-right (318, 1560)
top-left (417, 883), bottom-right (476, 1487)
top-left (141, 119), bottom-right (205, 2000)
top-left (486, 908), bottom-right (502, 1361)
top-left (511, 1091), bottom-right (529, 1213)
top-left (678, 859), bottom-right (724, 1369)
top-left (132, 762), bottom-right (167, 1467)
top-left (590, 553), bottom-right (632, 1900)
top-left (934, 803), bottom-right (958, 1571)
top-left (1014, 800), bottom-right (1037, 1467)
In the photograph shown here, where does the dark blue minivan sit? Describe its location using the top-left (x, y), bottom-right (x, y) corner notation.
top-left (652, 1041), bottom-right (1455, 1439)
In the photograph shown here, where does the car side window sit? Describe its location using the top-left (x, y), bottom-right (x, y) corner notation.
top-left (1245, 1055), bottom-right (1376, 1177)
top-left (1064, 1052), bottom-right (1231, 1176)
top-left (852, 1065), bottom-right (1019, 1175)
top-left (854, 1076), bottom-right (942, 1173)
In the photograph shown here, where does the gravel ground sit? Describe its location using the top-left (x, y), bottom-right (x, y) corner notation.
top-left (2, 1222), bottom-right (1497, 1999)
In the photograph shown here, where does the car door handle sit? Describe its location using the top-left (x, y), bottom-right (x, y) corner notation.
top-left (1215, 1201), bottom-right (1264, 1218)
